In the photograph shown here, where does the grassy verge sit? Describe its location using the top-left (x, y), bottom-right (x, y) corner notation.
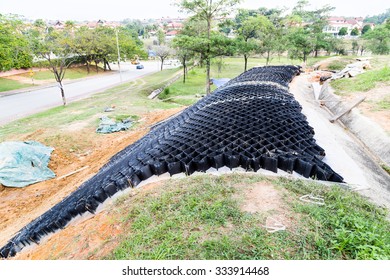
top-left (106, 174), bottom-right (389, 260)
top-left (331, 66), bottom-right (390, 95)
top-left (0, 77), bottom-right (31, 92)
top-left (23, 66), bottom-right (103, 81)
top-left (0, 66), bottom-right (105, 92)
top-left (0, 68), bottom-right (181, 143)
top-left (159, 56), bottom-right (333, 106)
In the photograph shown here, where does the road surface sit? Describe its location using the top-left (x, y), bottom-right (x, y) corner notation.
top-left (0, 61), bottom-right (175, 125)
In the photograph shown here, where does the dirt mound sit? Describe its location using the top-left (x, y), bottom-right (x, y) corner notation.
top-left (0, 107), bottom-right (184, 250)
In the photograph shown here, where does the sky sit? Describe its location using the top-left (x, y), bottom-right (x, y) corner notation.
top-left (0, 0), bottom-right (388, 21)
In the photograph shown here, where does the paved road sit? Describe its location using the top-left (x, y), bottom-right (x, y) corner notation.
top-left (0, 61), bottom-right (172, 125)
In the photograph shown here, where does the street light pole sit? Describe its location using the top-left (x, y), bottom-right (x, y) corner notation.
top-left (116, 28), bottom-right (122, 83)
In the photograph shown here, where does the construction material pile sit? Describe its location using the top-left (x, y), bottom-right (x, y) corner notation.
top-left (0, 65), bottom-right (343, 258)
top-left (331, 59), bottom-right (371, 80)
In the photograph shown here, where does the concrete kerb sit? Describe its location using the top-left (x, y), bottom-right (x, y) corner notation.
top-left (318, 81), bottom-right (390, 166)
top-left (148, 64), bottom-right (197, 99)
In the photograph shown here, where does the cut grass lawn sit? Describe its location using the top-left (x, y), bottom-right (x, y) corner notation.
top-left (106, 174), bottom-right (390, 260)
top-left (23, 66), bottom-right (102, 81)
top-left (0, 66), bottom-right (104, 92)
top-left (0, 77), bottom-right (31, 92)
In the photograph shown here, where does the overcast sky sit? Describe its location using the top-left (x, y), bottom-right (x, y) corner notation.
top-left (0, 0), bottom-right (388, 21)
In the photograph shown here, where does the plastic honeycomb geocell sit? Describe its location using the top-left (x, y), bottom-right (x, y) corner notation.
top-left (0, 65), bottom-right (344, 258)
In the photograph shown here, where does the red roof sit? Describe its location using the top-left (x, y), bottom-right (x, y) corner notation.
top-left (166, 30), bottom-right (178, 36)
top-left (328, 17), bottom-right (345, 22)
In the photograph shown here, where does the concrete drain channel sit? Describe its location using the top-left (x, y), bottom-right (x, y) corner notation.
top-left (0, 65), bottom-right (344, 258)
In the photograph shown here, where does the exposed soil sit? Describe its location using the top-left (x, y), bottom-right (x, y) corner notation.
top-left (237, 182), bottom-right (296, 231)
top-left (0, 107), bottom-right (184, 257)
top-left (348, 85), bottom-right (390, 133)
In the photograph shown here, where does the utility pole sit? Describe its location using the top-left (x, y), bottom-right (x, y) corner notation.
top-left (116, 28), bottom-right (122, 82)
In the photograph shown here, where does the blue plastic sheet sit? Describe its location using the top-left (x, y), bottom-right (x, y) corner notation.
top-left (0, 141), bottom-right (55, 188)
top-left (210, 78), bottom-right (230, 88)
top-left (96, 116), bottom-right (132, 134)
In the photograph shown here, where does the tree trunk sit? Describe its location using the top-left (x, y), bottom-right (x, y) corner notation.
top-left (206, 18), bottom-right (211, 95)
top-left (183, 61), bottom-right (186, 84)
top-left (206, 57), bottom-right (211, 95)
top-left (86, 62), bottom-right (90, 74)
top-left (104, 58), bottom-right (111, 71)
top-left (266, 51), bottom-right (271, 66)
top-left (59, 81), bottom-right (66, 106)
top-left (244, 55), bottom-right (248, 72)
top-left (94, 60), bottom-right (99, 73)
top-left (160, 58), bottom-right (164, 71)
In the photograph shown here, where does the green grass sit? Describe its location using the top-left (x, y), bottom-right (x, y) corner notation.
top-left (374, 97), bottom-right (390, 110)
top-left (106, 174), bottom-right (390, 260)
top-left (0, 68), bottom-right (181, 142)
top-left (381, 164), bottom-right (390, 175)
top-left (0, 66), bottom-right (104, 92)
top-left (331, 66), bottom-right (390, 95)
top-left (327, 58), bottom-right (356, 71)
top-left (0, 77), bottom-right (31, 92)
top-left (23, 66), bottom-right (101, 81)
top-left (159, 56), bottom-right (334, 106)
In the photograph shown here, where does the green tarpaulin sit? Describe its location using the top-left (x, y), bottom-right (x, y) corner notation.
top-left (0, 141), bottom-right (55, 188)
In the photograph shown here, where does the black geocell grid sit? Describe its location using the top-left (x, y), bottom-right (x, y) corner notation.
top-left (0, 65), bottom-right (344, 258)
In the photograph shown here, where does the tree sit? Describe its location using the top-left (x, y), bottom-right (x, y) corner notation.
top-left (352, 40), bottom-right (359, 55)
top-left (338, 27), bottom-right (348, 36)
top-left (350, 27), bottom-right (360, 36)
top-left (235, 16), bottom-right (271, 71)
top-left (172, 35), bottom-right (195, 83)
top-left (155, 45), bottom-right (172, 71)
top-left (323, 36), bottom-right (344, 55)
top-left (290, 1), bottom-right (335, 57)
top-left (29, 26), bottom-right (75, 106)
top-left (362, 24), bottom-right (371, 35)
top-left (287, 27), bottom-right (313, 63)
top-left (73, 26), bottom-right (96, 73)
top-left (235, 38), bottom-right (258, 71)
top-left (178, 0), bottom-right (242, 94)
top-left (173, 32), bottom-right (235, 84)
top-left (157, 29), bottom-right (166, 45)
top-left (0, 15), bottom-right (32, 71)
top-left (363, 24), bottom-right (390, 54)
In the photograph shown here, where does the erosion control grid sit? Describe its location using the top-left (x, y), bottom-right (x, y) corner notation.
top-left (0, 65), bottom-right (343, 258)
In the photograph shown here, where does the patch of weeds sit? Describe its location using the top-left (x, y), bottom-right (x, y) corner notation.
top-left (276, 177), bottom-right (390, 259)
top-left (381, 164), bottom-right (390, 175)
top-left (327, 60), bottom-right (350, 71)
top-left (374, 97), bottom-right (390, 111)
top-left (158, 87), bottom-right (170, 99)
